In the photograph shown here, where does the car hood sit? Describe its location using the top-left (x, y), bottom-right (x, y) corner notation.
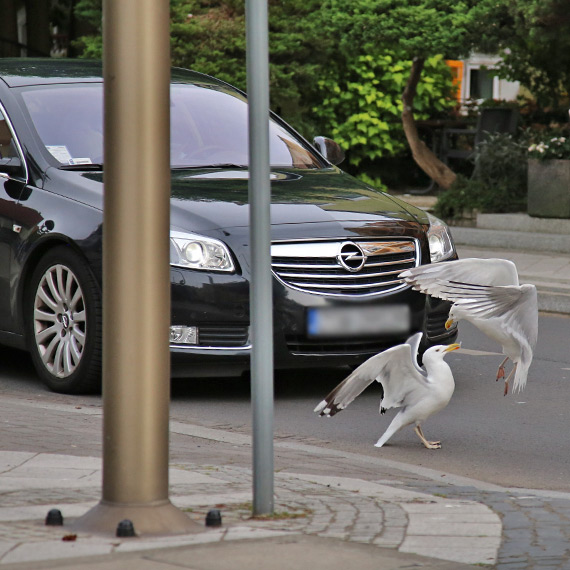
top-left (50, 167), bottom-right (427, 234)
top-left (168, 167), bottom-right (426, 233)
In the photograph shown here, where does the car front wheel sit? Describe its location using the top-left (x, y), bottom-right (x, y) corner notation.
top-left (25, 246), bottom-right (102, 393)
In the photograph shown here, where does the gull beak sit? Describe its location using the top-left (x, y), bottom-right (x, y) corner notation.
top-left (444, 343), bottom-right (461, 352)
top-left (445, 318), bottom-right (455, 330)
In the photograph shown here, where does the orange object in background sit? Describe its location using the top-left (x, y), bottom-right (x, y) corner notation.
top-left (446, 60), bottom-right (464, 102)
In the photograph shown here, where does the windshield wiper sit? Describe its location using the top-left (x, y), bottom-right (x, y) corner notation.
top-left (171, 163), bottom-right (248, 170)
top-left (59, 163), bottom-right (104, 171)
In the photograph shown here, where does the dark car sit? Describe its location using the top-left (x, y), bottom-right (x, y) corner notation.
top-left (0, 58), bottom-right (457, 394)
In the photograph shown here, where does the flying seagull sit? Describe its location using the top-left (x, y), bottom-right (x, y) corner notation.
top-left (314, 333), bottom-right (460, 449)
top-left (399, 258), bottom-right (538, 395)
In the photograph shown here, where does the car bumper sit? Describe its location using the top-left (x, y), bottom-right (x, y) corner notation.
top-left (168, 268), bottom-right (457, 378)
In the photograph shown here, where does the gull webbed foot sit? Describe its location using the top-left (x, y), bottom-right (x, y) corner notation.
top-left (414, 426), bottom-right (442, 450)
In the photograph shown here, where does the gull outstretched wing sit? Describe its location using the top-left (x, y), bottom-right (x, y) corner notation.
top-left (441, 282), bottom-right (538, 348)
top-left (399, 258), bottom-right (519, 299)
top-left (314, 337), bottom-right (427, 417)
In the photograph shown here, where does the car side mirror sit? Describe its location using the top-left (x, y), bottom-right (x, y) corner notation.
top-left (0, 156), bottom-right (22, 174)
top-left (0, 157), bottom-right (23, 177)
top-left (313, 136), bottom-right (345, 166)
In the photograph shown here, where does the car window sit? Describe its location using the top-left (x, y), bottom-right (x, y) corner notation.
top-left (0, 113), bottom-right (20, 159)
top-left (19, 82), bottom-right (324, 169)
top-left (21, 85), bottom-right (104, 165)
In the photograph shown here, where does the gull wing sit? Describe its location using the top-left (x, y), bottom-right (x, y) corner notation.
top-left (314, 342), bottom-right (426, 417)
top-left (399, 258), bottom-right (519, 298)
top-left (404, 331), bottom-right (424, 374)
top-left (442, 282), bottom-right (538, 349)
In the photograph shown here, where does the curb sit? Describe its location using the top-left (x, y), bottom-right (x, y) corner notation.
top-left (450, 226), bottom-right (570, 254)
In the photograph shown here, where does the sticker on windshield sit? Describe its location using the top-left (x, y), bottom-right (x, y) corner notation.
top-left (69, 158), bottom-right (93, 165)
top-left (46, 145), bottom-right (73, 163)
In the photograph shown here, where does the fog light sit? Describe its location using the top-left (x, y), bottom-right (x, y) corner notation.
top-left (170, 326), bottom-right (198, 345)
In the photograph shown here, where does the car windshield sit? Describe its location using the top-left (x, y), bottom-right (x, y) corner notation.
top-left (19, 82), bottom-right (324, 169)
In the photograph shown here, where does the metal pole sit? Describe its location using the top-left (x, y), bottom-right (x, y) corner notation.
top-left (246, 0), bottom-right (274, 515)
top-left (73, 0), bottom-right (196, 535)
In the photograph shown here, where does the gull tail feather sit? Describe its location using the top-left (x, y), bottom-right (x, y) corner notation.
top-left (512, 364), bottom-right (529, 393)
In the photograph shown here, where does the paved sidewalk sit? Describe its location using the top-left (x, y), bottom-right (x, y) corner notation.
top-left (0, 396), bottom-right (501, 570)
top-left (0, 451), bottom-right (497, 569)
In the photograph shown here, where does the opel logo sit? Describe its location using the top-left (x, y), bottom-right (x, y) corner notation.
top-left (337, 241), bottom-right (366, 272)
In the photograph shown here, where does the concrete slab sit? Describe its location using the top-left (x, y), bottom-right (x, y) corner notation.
top-left (20, 560), bottom-right (186, 570)
top-left (1, 540), bottom-right (114, 565)
top-left (0, 452), bottom-right (37, 470)
top-left (2, 466), bottom-right (98, 481)
top-left (0, 543), bottom-right (14, 560)
top-left (172, 492), bottom-right (252, 509)
top-left (114, 531), bottom-right (225, 553)
top-left (21, 454), bottom-right (101, 470)
top-left (477, 212), bottom-right (570, 235)
top-left (0, 502), bottom-right (98, 522)
top-left (406, 520), bottom-right (501, 537)
top-left (451, 226), bottom-right (570, 253)
top-left (401, 502), bottom-right (496, 515)
top-left (149, 535), bottom-right (476, 570)
top-left (400, 535), bottom-right (499, 565)
top-left (284, 473), bottom-right (442, 503)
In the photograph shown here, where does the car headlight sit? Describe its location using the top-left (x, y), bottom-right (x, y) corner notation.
top-left (426, 213), bottom-right (455, 263)
top-left (170, 230), bottom-right (235, 272)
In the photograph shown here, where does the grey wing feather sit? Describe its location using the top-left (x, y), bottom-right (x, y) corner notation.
top-left (448, 283), bottom-right (538, 348)
top-left (399, 258), bottom-right (519, 297)
top-left (314, 343), bottom-right (426, 417)
top-left (404, 331), bottom-right (424, 374)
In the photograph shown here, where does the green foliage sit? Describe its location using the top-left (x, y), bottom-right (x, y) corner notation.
top-left (70, 0), bottom-right (101, 56)
top-left (313, 0), bottom-right (511, 62)
top-left (312, 52), bottom-right (454, 170)
top-left (171, 1), bottom-right (247, 91)
top-left (435, 132), bottom-right (528, 218)
top-left (498, 0), bottom-right (570, 109)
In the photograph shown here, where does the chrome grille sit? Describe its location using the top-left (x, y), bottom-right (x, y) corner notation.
top-left (271, 239), bottom-right (418, 297)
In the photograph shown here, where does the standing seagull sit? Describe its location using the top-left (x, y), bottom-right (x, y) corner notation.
top-left (314, 333), bottom-right (460, 449)
top-left (399, 258), bottom-right (538, 395)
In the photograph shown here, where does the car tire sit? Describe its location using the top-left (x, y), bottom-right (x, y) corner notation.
top-left (25, 246), bottom-right (102, 394)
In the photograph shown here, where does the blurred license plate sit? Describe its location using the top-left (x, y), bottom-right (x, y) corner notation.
top-left (307, 305), bottom-right (410, 338)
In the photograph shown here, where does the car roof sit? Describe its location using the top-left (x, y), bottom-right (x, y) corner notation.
top-left (0, 58), bottom-right (226, 89)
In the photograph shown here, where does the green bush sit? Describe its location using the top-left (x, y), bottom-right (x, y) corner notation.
top-left (435, 132), bottom-right (528, 219)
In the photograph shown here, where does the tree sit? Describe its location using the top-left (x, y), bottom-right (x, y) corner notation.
top-left (310, 0), bottom-right (514, 189)
top-left (498, 0), bottom-right (570, 110)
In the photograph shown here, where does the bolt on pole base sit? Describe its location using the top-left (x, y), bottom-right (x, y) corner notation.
top-left (71, 500), bottom-right (201, 536)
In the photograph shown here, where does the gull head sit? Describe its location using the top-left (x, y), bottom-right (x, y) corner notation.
top-left (423, 343), bottom-right (461, 360)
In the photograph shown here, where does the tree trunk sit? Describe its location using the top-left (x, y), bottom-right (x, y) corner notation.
top-left (25, 0), bottom-right (51, 57)
top-left (402, 57), bottom-right (457, 190)
top-left (0, 0), bottom-right (20, 57)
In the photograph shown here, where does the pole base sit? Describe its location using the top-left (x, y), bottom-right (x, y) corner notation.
top-left (71, 499), bottom-right (202, 536)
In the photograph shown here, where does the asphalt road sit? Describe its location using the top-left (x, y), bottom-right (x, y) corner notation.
top-left (1, 312), bottom-right (569, 492)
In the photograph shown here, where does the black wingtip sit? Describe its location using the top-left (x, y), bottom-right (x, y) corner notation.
top-left (322, 404), bottom-right (341, 417)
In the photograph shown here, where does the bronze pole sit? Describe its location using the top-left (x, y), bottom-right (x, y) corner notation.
top-left (73, 0), bottom-right (197, 535)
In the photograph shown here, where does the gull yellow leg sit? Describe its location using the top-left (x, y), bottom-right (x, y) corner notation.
top-left (414, 425), bottom-right (441, 449)
top-left (503, 362), bottom-right (518, 396)
top-left (496, 356), bottom-right (509, 381)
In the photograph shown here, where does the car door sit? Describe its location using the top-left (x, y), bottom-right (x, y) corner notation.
top-left (0, 110), bottom-right (27, 335)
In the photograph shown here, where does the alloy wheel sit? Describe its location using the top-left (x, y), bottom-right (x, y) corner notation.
top-left (33, 263), bottom-right (87, 378)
